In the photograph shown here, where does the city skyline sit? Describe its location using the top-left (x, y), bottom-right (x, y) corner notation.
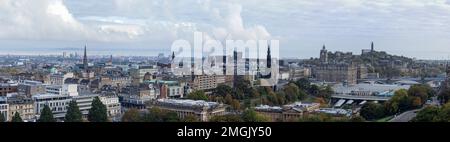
top-left (1, 0), bottom-right (450, 59)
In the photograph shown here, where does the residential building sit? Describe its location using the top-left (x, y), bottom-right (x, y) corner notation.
top-left (150, 99), bottom-right (227, 122)
top-left (99, 93), bottom-right (121, 119)
top-left (7, 96), bottom-right (35, 121)
top-left (0, 83), bottom-right (18, 97)
top-left (191, 75), bottom-right (226, 93)
top-left (130, 65), bottom-right (158, 85)
top-left (18, 80), bottom-right (46, 96)
top-left (0, 97), bottom-right (8, 121)
top-left (47, 72), bottom-right (74, 85)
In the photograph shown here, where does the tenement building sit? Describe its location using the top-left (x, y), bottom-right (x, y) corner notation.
top-left (7, 96), bottom-right (35, 121)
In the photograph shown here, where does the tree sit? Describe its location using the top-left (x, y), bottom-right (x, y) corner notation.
top-left (11, 112), bottom-right (23, 122)
top-left (295, 78), bottom-right (311, 91)
top-left (0, 112), bottom-right (5, 122)
top-left (438, 103), bottom-right (450, 122)
top-left (65, 101), bottom-right (83, 122)
top-left (182, 115), bottom-right (199, 122)
top-left (209, 114), bottom-right (242, 122)
top-left (350, 116), bottom-right (366, 122)
top-left (283, 83), bottom-right (306, 102)
top-left (122, 108), bottom-right (142, 122)
top-left (230, 99), bottom-right (241, 110)
top-left (214, 84), bottom-right (232, 97)
top-left (143, 107), bottom-right (180, 122)
top-left (241, 109), bottom-right (268, 122)
top-left (408, 84), bottom-right (432, 104)
top-left (412, 106), bottom-right (441, 122)
top-left (438, 87), bottom-right (450, 104)
top-left (186, 90), bottom-right (208, 101)
top-left (88, 97), bottom-right (108, 122)
top-left (38, 105), bottom-right (56, 122)
top-left (360, 102), bottom-right (385, 120)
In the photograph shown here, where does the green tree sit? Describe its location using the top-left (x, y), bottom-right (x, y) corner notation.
top-left (143, 107), bottom-right (180, 122)
top-left (438, 103), bottom-right (450, 122)
top-left (230, 99), bottom-right (241, 110)
top-left (350, 116), bottom-right (366, 122)
top-left (412, 106), bottom-right (441, 122)
top-left (295, 78), bottom-right (311, 91)
top-left (11, 112), bottom-right (23, 122)
top-left (0, 112), bottom-right (5, 122)
top-left (408, 84), bottom-right (432, 104)
top-left (360, 102), bottom-right (385, 120)
top-left (186, 90), bottom-right (208, 101)
top-left (122, 108), bottom-right (142, 122)
top-left (214, 84), bottom-right (233, 97)
top-left (209, 114), bottom-right (242, 122)
top-left (182, 115), bottom-right (199, 122)
top-left (438, 87), bottom-right (450, 104)
top-left (65, 101), bottom-right (83, 122)
top-left (283, 83), bottom-right (306, 102)
top-left (88, 97), bottom-right (108, 122)
top-left (241, 109), bottom-right (268, 122)
top-left (38, 105), bottom-right (56, 122)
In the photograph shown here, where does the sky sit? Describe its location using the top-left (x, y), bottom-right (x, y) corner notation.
top-left (1, 0), bottom-right (450, 59)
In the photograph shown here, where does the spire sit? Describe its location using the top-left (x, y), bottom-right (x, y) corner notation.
top-left (267, 43), bottom-right (272, 68)
top-left (323, 44), bottom-right (326, 50)
top-left (371, 42), bottom-right (374, 52)
top-left (83, 44), bottom-right (88, 71)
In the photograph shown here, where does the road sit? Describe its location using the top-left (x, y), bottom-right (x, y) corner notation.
top-left (388, 109), bottom-right (421, 122)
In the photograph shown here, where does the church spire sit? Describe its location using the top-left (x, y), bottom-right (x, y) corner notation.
top-left (83, 44), bottom-right (88, 71)
top-left (267, 43), bottom-right (272, 68)
top-left (371, 42), bottom-right (374, 52)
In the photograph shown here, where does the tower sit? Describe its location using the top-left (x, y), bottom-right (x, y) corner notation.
top-left (83, 44), bottom-right (88, 71)
top-left (267, 44), bottom-right (272, 69)
top-left (109, 55), bottom-right (113, 65)
top-left (320, 44), bottom-right (328, 63)
top-left (371, 42), bottom-right (374, 52)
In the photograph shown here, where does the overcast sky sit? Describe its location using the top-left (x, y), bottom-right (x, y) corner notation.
top-left (1, 0), bottom-right (450, 59)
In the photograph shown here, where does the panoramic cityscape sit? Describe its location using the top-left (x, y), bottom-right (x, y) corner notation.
top-left (1, 0), bottom-right (450, 123)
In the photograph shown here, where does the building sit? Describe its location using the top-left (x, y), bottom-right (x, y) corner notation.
top-left (45, 84), bottom-right (79, 96)
top-left (191, 75), bottom-right (226, 93)
top-left (7, 96), bottom-right (35, 121)
top-left (18, 80), bottom-right (46, 97)
top-left (119, 85), bottom-right (159, 110)
top-left (32, 94), bottom-right (72, 120)
top-left (314, 63), bottom-right (358, 84)
top-left (0, 97), bottom-right (8, 121)
top-left (0, 83), bottom-right (18, 97)
top-left (48, 72), bottom-right (74, 85)
top-left (99, 76), bottom-right (130, 88)
top-left (145, 80), bottom-right (186, 99)
top-left (320, 45), bottom-right (328, 63)
top-left (130, 65), bottom-right (158, 85)
top-left (72, 94), bottom-right (98, 119)
top-left (314, 46), bottom-right (358, 84)
top-left (288, 67), bottom-right (311, 81)
top-left (255, 102), bottom-right (320, 122)
top-left (357, 64), bottom-right (368, 79)
top-left (99, 93), bottom-right (122, 119)
top-left (150, 99), bottom-right (227, 122)
top-left (332, 82), bottom-right (411, 97)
